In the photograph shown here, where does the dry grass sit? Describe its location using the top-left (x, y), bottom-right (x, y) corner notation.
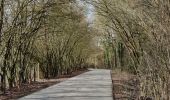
top-left (112, 70), bottom-right (140, 100)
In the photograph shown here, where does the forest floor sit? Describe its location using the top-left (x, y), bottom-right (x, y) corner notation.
top-left (0, 69), bottom-right (88, 100)
top-left (112, 70), bottom-right (140, 100)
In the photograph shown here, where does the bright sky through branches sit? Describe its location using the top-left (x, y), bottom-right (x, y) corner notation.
top-left (77, 0), bottom-right (94, 23)
top-left (87, 4), bottom-right (94, 22)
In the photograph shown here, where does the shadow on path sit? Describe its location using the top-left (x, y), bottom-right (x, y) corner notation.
top-left (19, 69), bottom-right (113, 100)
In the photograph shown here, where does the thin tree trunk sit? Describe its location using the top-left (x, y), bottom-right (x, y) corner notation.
top-left (0, 0), bottom-right (4, 43)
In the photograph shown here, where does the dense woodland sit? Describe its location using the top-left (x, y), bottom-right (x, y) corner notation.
top-left (0, 0), bottom-right (98, 93)
top-left (88, 0), bottom-right (170, 99)
top-left (0, 0), bottom-right (170, 99)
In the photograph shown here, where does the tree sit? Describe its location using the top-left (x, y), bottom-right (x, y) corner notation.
top-left (89, 0), bottom-right (170, 99)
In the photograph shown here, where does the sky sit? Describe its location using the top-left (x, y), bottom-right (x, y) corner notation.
top-left (87, 4), bottom-right (95, 23)
top-left (77, 0), bottom-right (95, 23)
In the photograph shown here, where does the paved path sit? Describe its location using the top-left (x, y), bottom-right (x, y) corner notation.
top-left (19, 69), bottom-right (113, 100)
